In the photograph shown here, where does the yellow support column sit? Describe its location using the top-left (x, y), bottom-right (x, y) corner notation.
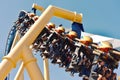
top-left (13, 32), bottom-right (24, 80)
top-left (0, 32), bottom-right (21, 80)
top-left (0, 58), bottom-right (15, 80)
top-left (14, 4), bottom-right (44, 79)
top-left (43, 58), bottom-right (50, 80)
top-left (32, 4), bottom-right (50, 80)
top-left (11, 31), bottom-right (20, 49)
top-left (10, 31), bottom-right (24, 80)
top-left (22, 47), bottom-right (44, 80)
top-left (14, 62), bottom-right (24, 80)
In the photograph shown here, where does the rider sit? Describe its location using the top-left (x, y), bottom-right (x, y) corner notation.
top-left (48, 26), bottom-right (65, 63)
top-left (97, 41), bottom-right (118, 69)
top-left (63, 31), bottom-right (78, 75)
top-left (77, 36), bottom-right (93, 77)
top-left (97, 41), bottom-right (113, 53)
top-left (79, 36), bottom-right (93, 60)
top-left (97, 41), bottom-right (113, 60)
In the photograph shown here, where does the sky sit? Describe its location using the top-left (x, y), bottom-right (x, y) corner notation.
top-left (0, 0), bottom-right (120, 80)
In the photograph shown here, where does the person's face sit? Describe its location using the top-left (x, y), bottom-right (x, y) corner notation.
top-left (100, 61), bottom-right (105, 66)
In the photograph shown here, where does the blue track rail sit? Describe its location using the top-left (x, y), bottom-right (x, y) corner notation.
top-left (5, 25), bottom-right (17, 55)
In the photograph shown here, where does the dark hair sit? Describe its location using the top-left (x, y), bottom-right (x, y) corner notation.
top-left (105, 70), bottom-right (111, 75)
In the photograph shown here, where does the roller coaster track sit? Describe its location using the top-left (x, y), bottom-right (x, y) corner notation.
top-left (5, 25), bottom-right (17, 56)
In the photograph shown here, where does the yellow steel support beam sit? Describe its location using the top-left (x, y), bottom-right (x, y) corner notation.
top-left (14, 62), bottom-right (24, 80)
top-left (43, 58), bottom-right (50, 80)
top-left (0, 58), bottom-right (14, 80)
top-left (11, 31), bottom-right (20, 49)
top-left (14, 5), bottom-right (45, 79)
top-left (12, 32), bottom-right (24, 80)
top-left (0, 4), bottom-right (82, 80)
top-left (32, 3), bottom-right (45, 12)
top-left (22, 47), bottom-right (44, 80)
top-left (32, 4), bottom-right (50, 80)
top-left (32, 4), bottom-right (82, 23)
top-left (53, 7), bottom-right (82, 23)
